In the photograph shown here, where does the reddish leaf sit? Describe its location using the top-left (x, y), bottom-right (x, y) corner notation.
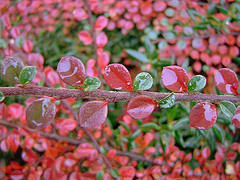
top-left (21, 149), bottom-right (37, 165)
top-left (6, 103), bottom-right (24, 121)
top-left (214, 68), bottom-right (238, 94)
top-left (231, 105), bottom-right (240, 128)
top-left (104, 63), bottom-right (133, 91)
top-left (10, 26), bottom-right (20, 39)
top-left (44, 66), bottom-right (60, 86)
top-left (54, 117), bottom-right (77, 136)
top-left (57, 56), bottom-right (85, 87)
top-left (119, 166), bottom-right (136, 178)
top-left (74, 142), bottom-right (98, 161)
top-left (161, 66), bottom-right (189, 92)
top-left (96, 32), bottom-right (108, 48)
top-left (28, 53), bottom-right (44, 70)
top-left (79, 101), bottom-right (108, 129)
top-left (78, 31), bottom-right (92, 45)
top-left (0, 103), bottom-right (6, 119)
top-left (26, 98), bottom-right (56, 129)
top-left (127, 95), bottom-right (156, 119)
top-left (189, 102), bottom-right (217, 130)
top-left (73, 8), bottom-right (88, 21)
top-left (94, 16), bottom-right (108, 31)
top-left (202, 146), bottom-right (211, 159)
top-left (97, 49), bottom-right (110, 69)
top-left (22, 39), bottom-right (33, 53)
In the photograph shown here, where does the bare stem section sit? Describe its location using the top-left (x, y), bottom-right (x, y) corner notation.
top-left (1, 86), bottom-right (240, 103)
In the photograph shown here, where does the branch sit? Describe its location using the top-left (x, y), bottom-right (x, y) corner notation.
top-left (0, 119), bottom-right (162, 166)
top-left (1, 86), bottom-right (240, 103)
top-left (0, 119), bottom-right (85, 145)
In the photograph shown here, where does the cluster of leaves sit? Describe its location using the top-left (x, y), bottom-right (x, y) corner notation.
top-left (0, 0), bottom-right (240, 179)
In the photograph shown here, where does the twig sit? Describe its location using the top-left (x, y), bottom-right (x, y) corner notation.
top-left (1, 86), bottom-right (240, 103)
top-left (0, 119), bottom-right (160, 166)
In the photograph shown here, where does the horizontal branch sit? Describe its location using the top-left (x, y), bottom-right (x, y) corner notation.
top-left (1, 86), bottom-right (240, 103)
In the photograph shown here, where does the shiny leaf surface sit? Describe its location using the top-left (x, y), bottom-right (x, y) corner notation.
top-left (127, 95), bottom-right (155, 119)
top-left (187, 75), bottom-right (206, 92)
top-left (219, 101), bottom-right (236, 118)
top-left (214, 68), bottom-right (238, 95)
top-left (0, 92), bottom-right (5, 102)
top-left (231, 105), bottom-right (240, 128)
top-left (158, 93), bottom-right (175, 108)
top-left (26, 98), bottom-right (56, 129)
top-left (57, 56), bottom-right (85, 87)
top-left (133, 72), bottom-right (153, 90)
top-left (83, 77), bottom-right (101, 91)
top-left (125, 49), bottom-right (149, 63)
top-left (19, 66), bottom-right (37, 85)
top-left (161, 66), bottom-right (189, 92)
top-left (79, 101), bottom-right (108, 129)
top-left (104, 64), bottom-right (133, 91)
top-left (189, 102), bottom-right (217, 130)
top-left (1, 56), bottom-right (24, 84)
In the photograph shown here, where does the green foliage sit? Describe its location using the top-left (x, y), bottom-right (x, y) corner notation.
top-left (19, 66), bottom-right (37, 85)
top-left (187, 75), bottom-right (206, 92)
top-left (133, 72), bottom-right (153, 90)
top-left (125, 49), bottom-right (149, 63)
top-left (219, 101), bottom-right (236, 118)
top-left (83, 77), bottom-right (101, 91)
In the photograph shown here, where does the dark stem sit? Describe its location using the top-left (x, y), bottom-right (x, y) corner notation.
top-left (1, 86), bottom-right (240, 103)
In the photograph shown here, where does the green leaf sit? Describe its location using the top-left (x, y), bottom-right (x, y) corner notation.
top-left (177, 40), bottom-right (186, 50)
top-left (110, 169), bottom-right (119, 178)
top-left (0, 38), bottom-right (7, 48)
top-left (207, 3), bottom-right (216, 14)
top-left (0, 91), bottom-right (5, 102)
top-left (133, 72), bottom-right (153, 91)
top-left (125, 49), bottom-right (149, 63)
top-left (217, 6), bottom-right (228, 15)
top-left (131, 129), bottom-right (141, 140)
top-left (19, 66), bottom-right (37, 85)
top-left (96, 170), bottom-right (104, 180)
top-left (219, 101), bottom-right (236, 118)
top-left (187, 75), bottom-right (206, 92)
top-left (158, 41), bottom-right (168, 50)
top-left (162, 32), bottom-right (175, 40)
top-left (212, 124), bottom-right (225, 143)
top-left (119, 121), bottom-right (131, 133)
top-left (83, 77), bottom-right (101, 91)
top-left (165, 8), bottom-right (175, 17)
top-left (141, 122), bottom-right (160, 131)
top-left (158, 93), bottom-right (175, 108)
top-left (172, 117), bottom-right (189, 130)
top-left (144, 38), bottom-right (154, 57)
top-left (15, 36), bottom-right (24, 48)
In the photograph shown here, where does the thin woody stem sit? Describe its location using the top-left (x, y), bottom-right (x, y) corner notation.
top-left (1, 86), bottom-right (240, 103)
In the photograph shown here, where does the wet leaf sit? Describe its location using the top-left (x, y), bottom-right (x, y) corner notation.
top-left (104, 64), bottom-right (133, 91)
top-left (219, 101), bottom-right (236, 118)
top-left (26, 98), bottom-right (56, 129)
top-left (231, 105), bottom-right (240, 128)
top-left (0, 92), bottom-right (4, 102)
top-left (133, 72), bottom-right (153, 91)
top-left (127, 95), bottom-right (155, 119)
top-left (79, 101), bottom-right (108, 129)
top-left (189, 102), bottom-right (217, 130)
top-left (83, 77), bottom-right (101, 91)
top-left (161, 66), bottom-right (189, 92)
top-left (1, 56), bottom-right (24, 84)
top-left (158, 93), bottom-right (175, 108)
top-left (214, 68), bottom-right (238, 95)
top-left (57, 56), bottom-right (85, 87)
top-left (19, 66), bottom-right (36, 85)
top-left (188, 75), bottom-right (206, 92)
top-left (125, 49), bottom-right (149, 63)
